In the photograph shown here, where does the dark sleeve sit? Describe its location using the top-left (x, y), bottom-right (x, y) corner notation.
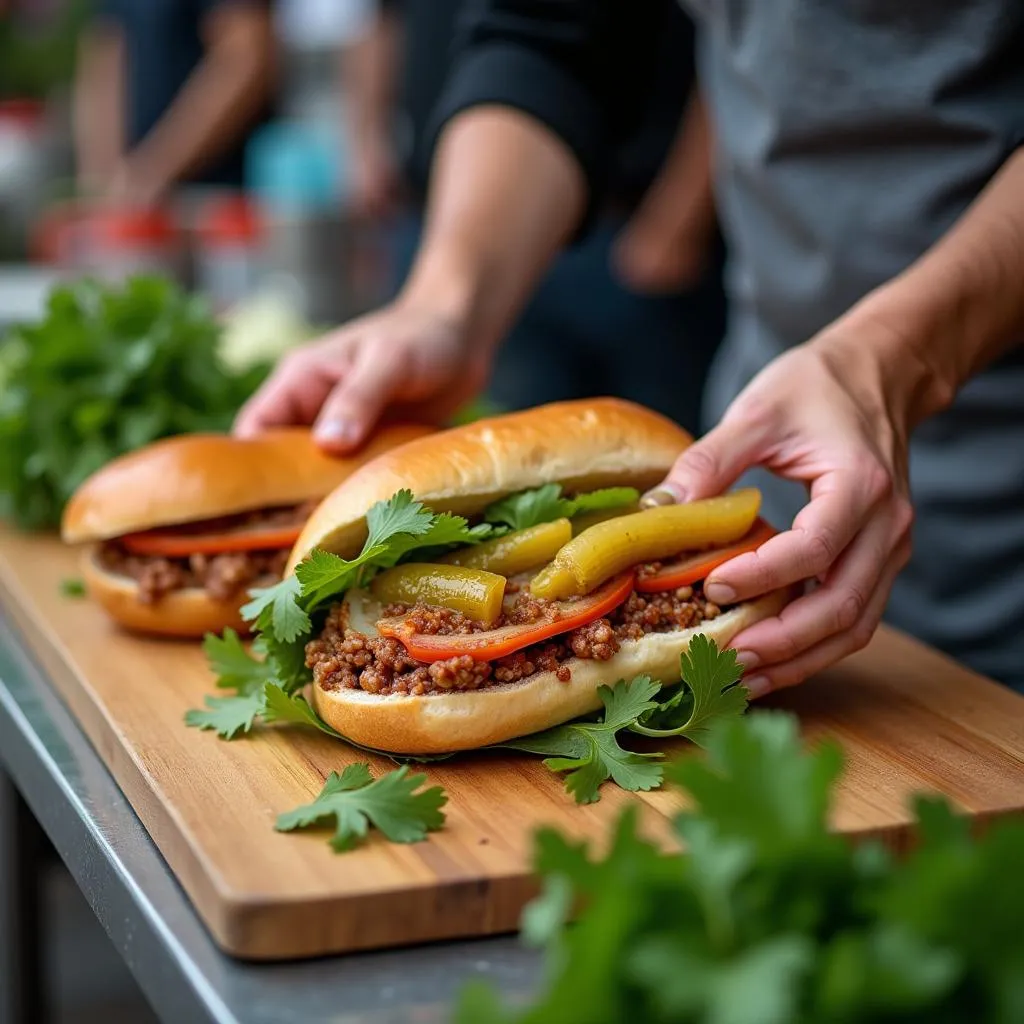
top-left (194, 0), bottom-right (272, 15)
top-left (426, 0), bottom-right (665, 208)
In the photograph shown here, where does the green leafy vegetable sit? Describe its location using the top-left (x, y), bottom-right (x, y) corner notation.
top-left (202, 629), bottom-right (275, 694)
top-left (498, 637), bottom-right (750, 803)
top-left (276, 763), bottom-right (447, 852)
top-left (59, 577), bottom-right (86, 598)
top-left (499, 676), bottom-right (665, 804)
top-left (261, 683), bottom-right (345, 739)
top-left (483, 484), bottom-right (639, 532)
top-left (0, 276), bottom-right (271, 529)
top-left (184, 691), bottom-right (268, 740)
top-left (630, 633), bottom-right (748, 744)
top-left (457, 711), bottom-right (1024, 1024)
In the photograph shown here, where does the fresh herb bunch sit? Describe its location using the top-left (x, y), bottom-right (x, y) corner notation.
top-left (0, 276), bottom-right (271, 529)
top-left (458, 712), bottom-right (1024, 1024)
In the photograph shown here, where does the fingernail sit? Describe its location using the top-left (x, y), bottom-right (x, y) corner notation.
top-left (735, 650), bottom-right (759, 672)
top-left (705, 582), bottom-right (736, 605)
top-left (315, 420), bottom-right (360, 446)
top-left (744, 674), bottom-right (771, 699)
top-left (640, 484), bottom-right (687, 509)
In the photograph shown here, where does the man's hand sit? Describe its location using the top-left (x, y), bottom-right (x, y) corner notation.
top-left (234, 299), bottom-right (488, 451)
top-left (642, 323), bottom-right (918, 698)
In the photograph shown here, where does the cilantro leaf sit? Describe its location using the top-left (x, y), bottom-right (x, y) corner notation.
top-left (484, 484), bottom-right (565, 530)
top-left (202, 629), bottom-right (275, 694)
top-left (631, 634), bottom-right (748, 745)
top-left (365, 489), bottom-right (434, 549)
top-left (241, 575), bottom-right (309, 640)
top-left (293, 546), bottom-right (387, 608)
top-left (275, 764), bottom-right (447, 852)
top-left (383, 512), bottom-right (489, 566)
top-left (184, 691), bottom-right (267, 740)
top-left (499, 676), bottom-right (664, 804)
top-left (260, 683), bottom-right (346, 739)
top-left (483, 484), bottom-right (639, 531)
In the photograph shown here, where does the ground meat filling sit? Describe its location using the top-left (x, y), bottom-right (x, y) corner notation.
top-left (98, 544), bottom-right (291, 604)
top-left (308, 584), bottom-right (726, 697)
top-left (96, 501), bottom-right (317, 604)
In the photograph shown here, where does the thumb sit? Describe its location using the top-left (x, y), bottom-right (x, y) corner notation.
top-left (313, 344), bottom-right (405, 453)
top-left (640, 415), bottom-right (766, 507)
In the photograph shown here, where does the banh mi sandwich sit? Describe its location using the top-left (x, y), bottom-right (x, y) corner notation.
top-left (60, 425), bottom-right (431, 638)
top-left (243, 399), bottom-right (792, 754)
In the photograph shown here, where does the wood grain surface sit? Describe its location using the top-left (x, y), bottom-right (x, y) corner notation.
top-left (2, 528), bottom-right (1023, 960)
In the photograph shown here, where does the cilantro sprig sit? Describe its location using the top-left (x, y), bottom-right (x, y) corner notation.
top-left (276, 763), bottom-right (447, 852)
top-left (499, 636), bottom-right (749, 804)
top-left (499, 677), bottom-right (665, 804)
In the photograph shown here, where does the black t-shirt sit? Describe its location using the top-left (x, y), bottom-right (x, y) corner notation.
top-left (99, 0), bottom-right (271, 188)
top-left (383, 0), bottom-right (697, 208)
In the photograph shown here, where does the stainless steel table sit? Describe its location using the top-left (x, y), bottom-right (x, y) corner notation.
top-left (0, 609), bottom-right (541, 1024)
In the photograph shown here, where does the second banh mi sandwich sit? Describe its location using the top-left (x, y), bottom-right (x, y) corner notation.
top-left (60, 425), bottom-right (432, 637)
top-left (239, 399), bottom-right (792, 754)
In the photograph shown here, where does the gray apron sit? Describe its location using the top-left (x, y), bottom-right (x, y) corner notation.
top-left (686, 1), bottom-right (1024, 689)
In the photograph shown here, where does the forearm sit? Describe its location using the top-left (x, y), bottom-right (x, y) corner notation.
top-left (823, 147), bottom-right (1024, 427)
top-left (73, 26), bottom-right (125, 184)
top-left (343, 8), bottom-right (399, 151)
top-left (399, 107), bottom-right (586, 353)
top-left (635, 90), bottom-right (715, 240)
top-left (122, 6), bottom-right (273, 192)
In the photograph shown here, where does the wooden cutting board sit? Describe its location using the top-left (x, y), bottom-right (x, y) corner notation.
top-left (2, 528), bottom-right (1024, 961)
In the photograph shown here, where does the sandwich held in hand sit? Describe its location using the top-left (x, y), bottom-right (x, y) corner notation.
top-left (199, 399), bottom-right (793, 754)
top-left (60, 425), bottom-right (430, 637)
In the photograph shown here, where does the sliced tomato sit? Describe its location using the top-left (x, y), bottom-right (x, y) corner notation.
top-left (120, 523), bottom-right (302, 558)
top-left (377, 571), bottom-right (635, 663)
top-left (635, 519), bottom-right (777, 593)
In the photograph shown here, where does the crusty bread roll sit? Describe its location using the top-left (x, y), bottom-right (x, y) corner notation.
top-left (286, 398), bottom-right (791, 754)
top-left (62, 425), bottom-right (432, 543)
top-left (63, 425), bottom-right (433, 638)
top-left (288, 398), bottom-right (694, 572)
top-left (313, 590), bottom-right (792, 754)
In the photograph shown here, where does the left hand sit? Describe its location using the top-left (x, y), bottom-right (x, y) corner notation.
top-left (641, 329), bottom-right (916, 697)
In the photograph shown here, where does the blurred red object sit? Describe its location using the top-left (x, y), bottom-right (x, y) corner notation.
top-left (33, 201), bottom-right (183, 282)
top-left (0, 99), bottom-right (45, 132)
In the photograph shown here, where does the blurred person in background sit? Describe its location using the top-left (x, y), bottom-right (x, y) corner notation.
top-left (238, 1), bottom-right (1024, 699)
top-left (72, 0), bottom-right (276, 206)
top-left (339, 0), bottom-right (725, 435)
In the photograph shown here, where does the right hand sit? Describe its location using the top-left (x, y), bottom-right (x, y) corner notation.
top-left (233, 299), bottom-right (489, 452)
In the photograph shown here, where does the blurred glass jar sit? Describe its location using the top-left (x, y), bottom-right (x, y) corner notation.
top-left (86, 207), bottom-right (183, 283)
top-left (194, 194), bottom-right (265, 313)
top-left (38, 203), bottom-right (183, 283)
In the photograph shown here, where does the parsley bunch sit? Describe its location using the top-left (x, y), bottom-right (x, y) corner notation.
top-left (0, 276), bottom-right (270, 529)
top-left (458, 712), bottom-right (1024, 1024)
